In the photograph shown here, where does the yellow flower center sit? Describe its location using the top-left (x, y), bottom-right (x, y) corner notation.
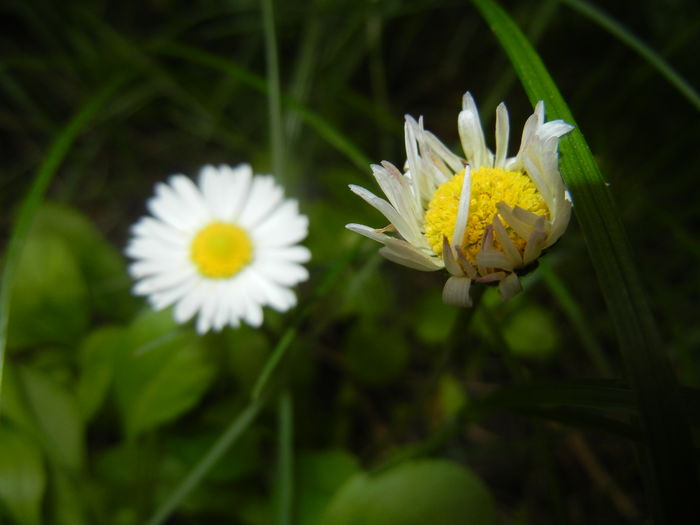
top-left (424, 166), bottom-right (549, 262)
top-left (190, 222), bottom-right (253, 278)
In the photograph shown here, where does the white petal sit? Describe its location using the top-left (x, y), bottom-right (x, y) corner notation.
top-left (523, 216), bottom-right (547, 265)
top-left (173, 284), bottom-right (206, 324)
top-left (514, 101), bottom-right (545, 164)
top-left (129, 258), bottom-right (191, 279)
top-left (498, 272), bottom-right (522, 301)
top-left (131, 217), bottom-right (187, 247)
top-left (146, 278), bottom-right (197, 310)
top-left (125, 237), bottom-right (188, 261)
top-left (451, 165), bottom-right (472, 252)
top-left (260, 245), bottom-right (311, 264)
top-left (371, 163), bottom-right (423, 240)
top-left (404, 115), bottom-right (426, 211)
top-left (496, 203), bottom-right (538, 241)
top-left (345, 223), bottom-right (441, 270)
top-left (219, 164), bottom-right (254, 222)
top-left (493, 215), bottom-right (522, 268)
top-left (442, 237), bottom-right (463, 276)
top-left (475, 248), bottom-right (513, 270)
top-left (458, 92), bottom-right (492, 167)
top-left (423, 130), bottom-right (464, 174)
top-left (169, 174), bottom-right (209, 218)
top-left (248, 269), bottom-right (296, 312)
top-left (442, 276), bottom-right (473, 307)
top-left (238, 175), bottom-right (285, 229)
top-left (195, 282), bottom-right (218, 334)
top-left (148, 176), bottom-right (209, 232)
top-left (546, 195), bottom-right (572, 247)
top-left (494, 102), bottom-right (510, 169)
top-left (349, 184), bottom-right (418, 243)
top-left (256, 260), bottom-right (309, 287)
top-left (212, 286), bottom-right (232, 332)
top-left (253, 200), bottom-right (309, 248)
top-left (537, 120), bottom-right (574, 142)
top-left (378, 246), bottom-right (440, 272)
top-left (133, 267), bottom-right (196, 295)
top-left (523, 157), bottom-right (554, 210)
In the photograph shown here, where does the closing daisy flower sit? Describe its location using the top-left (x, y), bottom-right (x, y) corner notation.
top-left (346, 92), bottom-right (573, 307)
top-left (126, 164), bottom-right (310, 333)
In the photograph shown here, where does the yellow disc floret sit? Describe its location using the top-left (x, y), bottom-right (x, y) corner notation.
top-left (424, 166), bottom-right (548, 262)
top-left (190, 222), bottom-right (253, 278)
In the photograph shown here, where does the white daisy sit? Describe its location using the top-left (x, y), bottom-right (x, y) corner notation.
top-left (126, 163), bottom-right (310, 333)
top-left (347, 92), bottom-right (573, 307)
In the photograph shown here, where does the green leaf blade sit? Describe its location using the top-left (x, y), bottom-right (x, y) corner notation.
top-left (0, 426), bottom-right (46, 525)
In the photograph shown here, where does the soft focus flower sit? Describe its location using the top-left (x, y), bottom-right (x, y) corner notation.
top-left (346, 92), bottom-right (573, 306)
top-left (127, 164), bottom-right (310, 333)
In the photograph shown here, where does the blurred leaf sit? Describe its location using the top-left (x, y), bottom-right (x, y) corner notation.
top-left (32, 202), bottom-right (138, 321)
top-left (166, 429), bottom-right (262, 484)
top-left (3, 365), bottom-right (85, 471)
top-left (472, 379), bottom-right (636, 414)
top-left (435, 374), bottom-right (467, 421)
top-left (0, 425), bottom-right (46, 525)
top-left (49, 467), bottom-right (88, 525)
top-left (320, 459), bottom-right (496, 525)
top-left (115, 309), bottom-right (216, 439)
top-left (344, 320), bottom-right (408, 385)
top-left (7, 233), bottom-right (89, 349)
top-left (413, 290), bottom-right (459, 345)
top-left (225, 327), bottom-right (271, 392)
top-left (0, 77), bottom-right (127, 408)
top-left (503, 305), bottom-right (559, 359)
top-left (77, 325), bottom-right (126, 420)
top-left (296, 449), bottom-right (360, 525)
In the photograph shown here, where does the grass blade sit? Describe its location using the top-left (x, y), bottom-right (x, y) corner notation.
top-left (261, 0), bottom-right (285, 180)
top-left (276, 390), bottom-right (293, 525)
top-left (144, 398), bottom-right (264, 525)
top-left (470, 1), bottom-right (699, 522)
top-left (561, 0), bottom-right (700, 112)
top-left (539, 259), bottom-right (613, 377)
top-left (0, 77), bottom-right (125, 410)
top-left (151, 42), bottom-right (372, 170)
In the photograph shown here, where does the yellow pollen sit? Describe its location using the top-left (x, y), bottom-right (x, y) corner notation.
top-left (424, 166), bottom-right (549, 263)
top-left (190, 222), bottom-right (253, 278)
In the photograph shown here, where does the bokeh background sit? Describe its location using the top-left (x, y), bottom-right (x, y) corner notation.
top-left (1, 0), bottom-right (699, 523)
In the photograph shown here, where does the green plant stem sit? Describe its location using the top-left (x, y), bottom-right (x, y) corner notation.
top-left (0, 77), bottom-right (125, 411)
top-left (471, 0), bottom-right (699, 522)
top-left (145, 398), bottom-right (264, 525)
top-left (277, 390), bottom-right (293, 525)
top-left (561, 0), bottom-right (700, 112)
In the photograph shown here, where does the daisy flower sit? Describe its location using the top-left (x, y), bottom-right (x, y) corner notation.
top-left (126, 164), bottom-right (310, 333)
top-left (346, 92), bottom-right (573, 307)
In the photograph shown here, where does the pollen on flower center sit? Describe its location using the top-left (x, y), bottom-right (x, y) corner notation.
top-left (190, 221), bottom-right (253, 278)
top-left (424, 166), bottom-right (549, 262)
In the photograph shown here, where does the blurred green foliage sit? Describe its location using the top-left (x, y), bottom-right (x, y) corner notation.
top-left (1, 0), bottom-right (699, 524)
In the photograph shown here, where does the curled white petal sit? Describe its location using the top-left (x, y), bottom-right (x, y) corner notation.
top-left (442, 276), bottom-right (473, 307)
top-left (498, 272), bottom-right (522, 301)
